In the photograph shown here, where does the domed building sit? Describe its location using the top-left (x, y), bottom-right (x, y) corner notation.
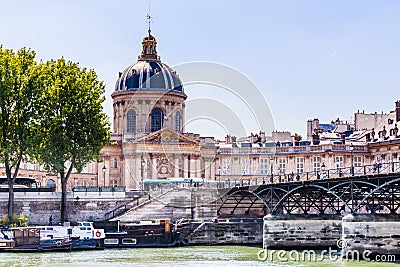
top-left (112, 28), bottom-right (186, 137)
top-left (100, 28), bottom-right (218, 189)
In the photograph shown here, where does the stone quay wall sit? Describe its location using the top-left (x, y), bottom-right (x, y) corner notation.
top-left (0, 191), bottom-right (132, 225)
top-left (185, 219), bottom-right (263, 245)
top-left (263, 218), bottom-right (342, 249)
top-left (262, 215), bottom-right (400, 259)
top-left (342, 218), bottom-right (400, 258)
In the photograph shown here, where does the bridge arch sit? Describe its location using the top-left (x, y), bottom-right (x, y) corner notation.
top-left (354, 176), bottom-right (400, 214)
top-left (218, 190), bottom-right (273, 216)
top-left (271, 184), bottom-right (352, 215)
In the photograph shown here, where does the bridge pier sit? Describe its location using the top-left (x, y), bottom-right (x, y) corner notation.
top-left (262, 215), bottom-right (342, 250)
top-left (262, 214), bottom-right (400, 261)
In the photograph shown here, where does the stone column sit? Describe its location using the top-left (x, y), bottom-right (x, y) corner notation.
top-left (152, 154), bottom-right (157, 179)
top-left (210, 160), bottom-right (216, 180)
top-left (196, 158), bottom-right (201, 178)
top-left (203, 158), bottom-right (210, 180)
top-left (174, 156), bottom-right (179, 177)
top-left (119, 102), bottom-right (124, 135)
top-left (190, 158), bottom-right (196, 178)
top-left (134, 154), bottom-right (141, 189)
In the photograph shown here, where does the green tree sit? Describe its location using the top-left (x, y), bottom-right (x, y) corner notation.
top-left (33, 58), bottom-right (110, 222)
top-left (0, 46), bottom-right (40, 221)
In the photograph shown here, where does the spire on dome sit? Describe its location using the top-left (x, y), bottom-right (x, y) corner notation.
top-left (139, 12), bottom-right (159, 61)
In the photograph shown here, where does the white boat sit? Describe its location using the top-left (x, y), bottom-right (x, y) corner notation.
top-left (0, 227), bottom-right (71, 252)
top-left (38, 222), bottom-right (105, 250)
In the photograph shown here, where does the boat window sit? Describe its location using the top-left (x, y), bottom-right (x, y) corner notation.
top-left (83, 223), bottom-right (91, 226)
top-left (122, 238), bottom-right (137, 245)
top-left (47, 227), bottom-right (53, 230)
top-left (104, 239), bottom-right (119, 245)
top-left (67, 229), bottom-right (73, 235)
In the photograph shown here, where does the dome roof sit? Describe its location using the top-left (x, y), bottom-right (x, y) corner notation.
top-left (114, 29), bottom-right (185, 94)
top-left (115, 60), bottom-right (184, 93)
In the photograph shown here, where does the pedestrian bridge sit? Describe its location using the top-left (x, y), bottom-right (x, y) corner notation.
top-left (217, 162), bottom-right (400, 217)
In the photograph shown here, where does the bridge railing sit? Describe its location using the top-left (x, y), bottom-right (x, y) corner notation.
top-left (245, 161), bottom-right (400, 186)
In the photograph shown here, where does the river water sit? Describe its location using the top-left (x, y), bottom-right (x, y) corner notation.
top-left (0, 246), bottom-right (397, 267)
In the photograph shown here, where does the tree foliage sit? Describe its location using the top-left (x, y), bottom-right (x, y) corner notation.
top-left (0, 46), bottom-right (40, 219)
top-left (32, 58), bottom-right (110, 222)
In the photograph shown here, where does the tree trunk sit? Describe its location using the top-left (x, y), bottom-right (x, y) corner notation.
top-left (7, 183), bottom-right (14, 225)
top-left (60, 172), bottom-right (68, 223)
top-left (5, 158), bottom-right (22, 224)
top-left (5, 165), bottom-right (14, 224)
top-left (60, 164), bottom-right (73, 223)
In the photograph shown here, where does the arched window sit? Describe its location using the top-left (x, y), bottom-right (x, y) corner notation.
top-left (151, 108), bottom-right (163, 132)
top-left (175, 111), bottom-right (181, 132)
top-left (126, 109), bottom-right (136, 133)
top-left (46, 179), bottom-right (55, 188)
top-left (112, 158), bottom-right (118, 168)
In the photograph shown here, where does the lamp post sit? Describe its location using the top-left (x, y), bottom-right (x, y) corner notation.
top-left (269, 156), bottom-right (274, 183)
top-left (217, 166), bottom-right (221, 188)
top-left (321, 162), bottom-right (326, 179)
top-left (140, 154), bottom-right (146, 191)
top-left (350, 143), bottom-right (354, 176)
top-left (102, 165), bottom-right (106, 187)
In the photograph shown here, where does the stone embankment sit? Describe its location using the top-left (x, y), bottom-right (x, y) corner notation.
top-left (342, 215), bottom-right (400, 259)
top-left (262, 214), bottom-right (400, 260)
top-left (0, 186), bottom-right (224, 225)
top-left (180, 218), bottom-right (263, 245)
top-left (0, 190), bottom-right (132, 224)
top-left (263, 216), bottom-right (341, 249)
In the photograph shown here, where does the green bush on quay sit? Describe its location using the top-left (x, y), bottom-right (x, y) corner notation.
top-left (0, 213), bottom-right (29, 227)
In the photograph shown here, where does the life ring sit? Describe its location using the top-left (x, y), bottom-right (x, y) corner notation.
top-left (95, 231), bottom-right (101, 238)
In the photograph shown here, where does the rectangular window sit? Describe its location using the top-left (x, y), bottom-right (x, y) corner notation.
top-left (222, 158), bottom-right (231, 174)
top-left (260, 158), bottom-right (269, 175)
top-left (296, 157), bottom-right (304, 174)
top-left (313, 156), bottom-right (321, 172)
top-left (354, 156), bottom-right (362, 167)
top-left (278, 158), bottom-right (286, 174)
top-left (122, 238), bottom-right (137, 245)
top-left (335, 156), bottom-right (344, 168)
top-left (112, 158), bottom-right (118, 168)
top-left (104, 239), bottom-right (119, 245)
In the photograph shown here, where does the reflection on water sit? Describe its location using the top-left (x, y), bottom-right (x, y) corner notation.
top-left (0, 246), bottom-right (397, 267)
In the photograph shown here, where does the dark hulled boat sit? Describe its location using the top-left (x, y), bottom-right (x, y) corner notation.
top-left (98, 219), bottom-right (184, 248)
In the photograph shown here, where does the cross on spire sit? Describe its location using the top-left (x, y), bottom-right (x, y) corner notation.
top-left (146, 13), bottom-right (152, 31)
top-left (146, 4), bottom-right (152, 34)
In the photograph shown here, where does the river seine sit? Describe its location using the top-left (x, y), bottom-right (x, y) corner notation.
top-left (0, 246), bottom-right (397, 267)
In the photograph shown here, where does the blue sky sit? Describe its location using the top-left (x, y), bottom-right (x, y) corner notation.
top-left (1, 1), bottom-right (400, 139)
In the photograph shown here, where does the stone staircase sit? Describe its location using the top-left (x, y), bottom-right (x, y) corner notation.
top-left (112, 187), bottom-right (223, 223)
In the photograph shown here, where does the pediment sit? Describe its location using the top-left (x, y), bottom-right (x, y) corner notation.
top-left (134, 128), bottom-right (199, 145)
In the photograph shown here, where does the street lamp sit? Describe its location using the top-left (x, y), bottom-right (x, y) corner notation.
top-left (141, 154), bottom-right (146, 191)
top-left (217, 166), bottom-right (221, 188)
top-left (102, 165), bottom-right (106, 187)
top-left (269, 156), bottom-right (274, 183)
top-left (350, 143), bottom-right (354, 176)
